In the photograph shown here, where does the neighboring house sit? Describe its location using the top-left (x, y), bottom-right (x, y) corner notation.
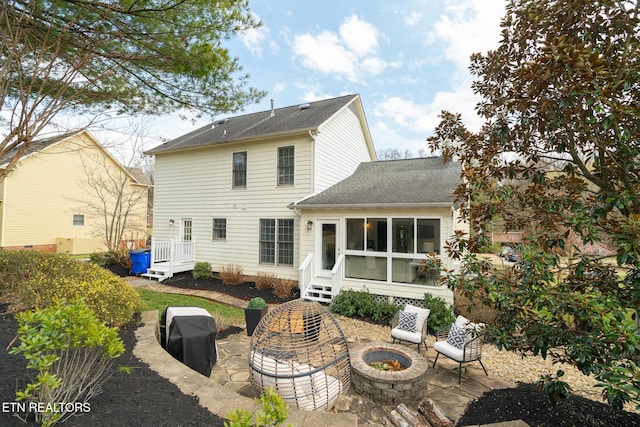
top-left (146, 94), bottom-right (466, 305)
top-left (0, 130), bottom-right (150, 253)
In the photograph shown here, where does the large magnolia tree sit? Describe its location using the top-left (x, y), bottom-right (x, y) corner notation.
top-left (428, 0), bottom-right (640, 409)
top-left (0, 0), bottom-right (265, 181)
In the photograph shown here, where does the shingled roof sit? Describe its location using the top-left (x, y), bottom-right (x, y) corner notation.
top-left (293, 157), bottom-right (461, 208)
top-left (147, 94), bottom-right (362, 154)
top-left (0, 132), bottom-right (73, 168)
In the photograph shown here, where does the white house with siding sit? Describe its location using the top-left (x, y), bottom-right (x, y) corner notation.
top-left (146, 94), bottom-right (465, 305)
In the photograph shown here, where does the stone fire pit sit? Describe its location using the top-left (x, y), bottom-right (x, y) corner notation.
top-left (350, 342), bottom-right (429, 405)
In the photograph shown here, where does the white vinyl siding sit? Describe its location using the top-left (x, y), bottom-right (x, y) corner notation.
top-left (152, 135), bottom-right (312, 280)
top-left (314, 103), bottom-right (373, 193)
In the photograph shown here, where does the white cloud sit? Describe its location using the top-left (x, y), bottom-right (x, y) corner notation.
top-left (430, 0), bottom-right (504, 72)
top-left (240, 13), bottom-right (272, 58)
top-left (241, 27), bottom-right (269, 58)
top-left (291, 14), bottom-right (395, 83)
top-left (404, 11), bottom-right (423, 27)
top-left (370, 0), bottom-right (505, 139)
top-left (339, 15), bottom-right (379, 56)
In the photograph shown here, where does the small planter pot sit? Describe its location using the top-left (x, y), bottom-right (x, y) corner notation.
top-left (245, 306), bottom-right (268, 336)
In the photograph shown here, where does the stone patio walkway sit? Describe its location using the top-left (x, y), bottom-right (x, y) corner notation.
top-left (127, 277), bottom-right (524, 426)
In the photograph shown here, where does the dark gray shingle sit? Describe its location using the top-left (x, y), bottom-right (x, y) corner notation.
top-left (295, 157), bottom-right (461, 207)
top-left (147, 94), bottom-right (359, 154)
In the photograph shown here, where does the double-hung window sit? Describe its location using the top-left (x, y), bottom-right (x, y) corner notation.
top-left (213, 218), bottom-right (227, 240)
top-left (259, 219), bottom-right (294, 266)
top-left (233, 151), bottom-right (247, 188)
top-left (277, 146), bottom-right (294, 186)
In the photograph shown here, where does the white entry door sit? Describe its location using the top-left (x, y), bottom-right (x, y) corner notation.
top-left (316, 220), bottom-right (340, 277)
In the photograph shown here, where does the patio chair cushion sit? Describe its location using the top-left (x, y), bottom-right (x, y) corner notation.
top-left (433, 340), bottom-right (465, 362)
top-left (397, 310), bottom-right (417, 332)
top-left (404, 304), bottom-right (430, 332)
top-left (446, 324), bottom-right (467, 349)
top-left (249, 351), bottom-right (342, 411)
top-left (391, 326), bottom-right (422, 344)
top-left (454, 315), bottom-right (470, 328)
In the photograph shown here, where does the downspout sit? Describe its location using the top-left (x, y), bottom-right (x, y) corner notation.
top-left (309, 129), bottom-right (317, 194)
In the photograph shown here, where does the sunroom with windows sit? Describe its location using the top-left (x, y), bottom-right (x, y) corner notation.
top-left (344, 217), bottom-right (442, 286)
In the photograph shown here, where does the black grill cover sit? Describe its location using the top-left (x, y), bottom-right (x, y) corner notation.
top-left (161, 308), bottom-right (217, 376)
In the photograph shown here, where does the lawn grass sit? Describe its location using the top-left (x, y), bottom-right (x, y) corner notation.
top-left (135, 288), bottom-right (244, 322)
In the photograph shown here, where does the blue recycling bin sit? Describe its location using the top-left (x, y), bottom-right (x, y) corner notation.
top-left (130, 249), bottom-right (151, 275)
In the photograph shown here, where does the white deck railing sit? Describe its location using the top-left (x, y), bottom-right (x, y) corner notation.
top-left (150, 237), bottom-right (196, 269)
top-left (330, 253), bottom-right (344, 299)
top-left (298, 252), bottom-right (313, 298)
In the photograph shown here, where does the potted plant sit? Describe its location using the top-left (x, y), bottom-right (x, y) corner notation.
top-left (245, 297), bottom-right (268, 336)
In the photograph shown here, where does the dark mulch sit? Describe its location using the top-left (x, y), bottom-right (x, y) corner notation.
top-left (458, 382), bottom-right (640, 427)
top-left (0, 303), bottom-right (226, 427)
top-left (160, 271), bottom-right (299, 304)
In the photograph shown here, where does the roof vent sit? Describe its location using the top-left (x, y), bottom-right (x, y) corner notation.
top-left (298, 103), bottom-right (310, 110)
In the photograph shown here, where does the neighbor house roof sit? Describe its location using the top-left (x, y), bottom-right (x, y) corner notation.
top-left (0, 130), bottom-right (152, 186)
top-left (147, 94), bottom-right (366, 155)
top-left (292, 157), bottom-right (462, 209)
top-left (0, 132), bottom-right (73, 168)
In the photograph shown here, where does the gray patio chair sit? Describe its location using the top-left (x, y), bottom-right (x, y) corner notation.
top-left (390, 303), bottom-right (430, 352)
top-left (432, 315), bottom-right (488, 384)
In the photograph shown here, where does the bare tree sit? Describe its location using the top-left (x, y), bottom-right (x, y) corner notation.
top-left (75, 120), bottom-right (152, 251)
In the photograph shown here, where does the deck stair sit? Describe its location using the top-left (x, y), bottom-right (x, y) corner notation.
top-left (302, 282), bottom-right (333, 304)
top-left (141, 264), bottom-right (173, 282)
top-left (141, 237), bottom-right (195, 282)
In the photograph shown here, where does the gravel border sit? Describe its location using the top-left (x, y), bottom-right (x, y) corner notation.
top-left (333, 314), bottom-right (639, 415)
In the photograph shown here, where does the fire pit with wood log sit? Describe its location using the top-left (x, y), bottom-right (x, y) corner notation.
top-left (350, 342), bottom-right (429, 406)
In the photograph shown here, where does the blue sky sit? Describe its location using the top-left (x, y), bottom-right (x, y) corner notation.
top-left (147, 0), bottom-right (507, 156)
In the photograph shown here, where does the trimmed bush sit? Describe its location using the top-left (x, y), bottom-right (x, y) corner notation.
top-left (330, 289), bottom-right (399, 323)
top-left (193, 262), bottom-right (212, 279)
top-left (219, 264), bottom-right (244, 285)
top-left (424, 293), bottom-right (456, 333)
top-left (0, 251), bottom-right (142, 326)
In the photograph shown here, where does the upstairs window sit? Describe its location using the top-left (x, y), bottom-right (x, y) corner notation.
top-left (233, 151), bottom-right (247, 188)
top-left (277, 146), bottom-right (294, 186)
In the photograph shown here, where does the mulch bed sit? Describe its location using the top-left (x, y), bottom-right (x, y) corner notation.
top-left (0, 303), bottom-right (226, 426)
top-left (458, 382), bottom-right (640, 427)
top-left (160, 271), bottom-right (300, 304)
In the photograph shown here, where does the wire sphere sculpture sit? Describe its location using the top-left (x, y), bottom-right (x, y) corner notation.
top-left (248, 299), bottom-right (351, 411)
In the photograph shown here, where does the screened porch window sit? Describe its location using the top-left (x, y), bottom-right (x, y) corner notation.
top-left (344, 216), bottom-right (441, 285)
